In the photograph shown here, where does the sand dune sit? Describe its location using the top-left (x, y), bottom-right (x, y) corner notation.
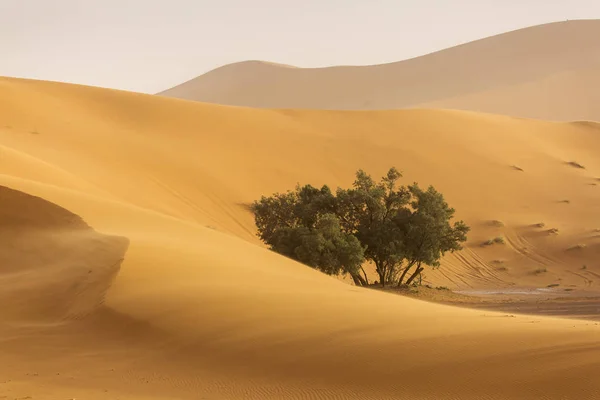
top-left (159, 20), bottom-right (600, 121)
top-left (1, 76), bottom-right (600, 399)
top-left (0, 186), bottom-right (129, 321)
top-left (420, 65), bottom-right (600, 121)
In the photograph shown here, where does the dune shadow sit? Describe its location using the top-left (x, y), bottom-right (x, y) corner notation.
top-left (0, 186), bottom-right (129, 322)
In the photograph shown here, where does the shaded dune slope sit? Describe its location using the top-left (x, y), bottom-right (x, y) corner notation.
top-left (1, 77), bottom-right (600, 399)
top-left (159, 20), bottom-right (600, 121)
top-left (0, 186), bottom-right (129, 322)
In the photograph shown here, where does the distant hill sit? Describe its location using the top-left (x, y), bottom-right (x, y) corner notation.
top-left (159, 20), bottom-right (600, 121)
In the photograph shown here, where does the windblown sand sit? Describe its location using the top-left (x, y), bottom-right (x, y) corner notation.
top-left (1, 76), bottom-right (599, 399)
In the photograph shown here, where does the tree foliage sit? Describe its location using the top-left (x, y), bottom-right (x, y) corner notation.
top-left (251, 168), bottom-right (469, 287)
top-left (251, 185), bottom-right (367, 284)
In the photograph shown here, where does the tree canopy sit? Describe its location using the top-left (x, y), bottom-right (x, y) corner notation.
top-left (251, 168), bottom-right (469, 287)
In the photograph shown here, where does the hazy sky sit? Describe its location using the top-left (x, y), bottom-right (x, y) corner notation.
top-left (2, 0), bottom-right (599, 93)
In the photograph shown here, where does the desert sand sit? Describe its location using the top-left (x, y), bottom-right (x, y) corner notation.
top-left (1, 75), bottom-right (599, 399)
top-left (159, 20), bottom-right (600, 122)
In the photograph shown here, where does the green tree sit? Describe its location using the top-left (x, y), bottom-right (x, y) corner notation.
top-left (251, 168), bottom-right (469, 288)
top-left (252, 184), bottom-right (335, 244)
top-left (290, 214), bottom-right (365, 278)
top-left (395, 184), bottom-right (470, 286)
top-left (335, 168), bottom-right (411, 286)
top-left (251, 186), bottom-right (366, 284)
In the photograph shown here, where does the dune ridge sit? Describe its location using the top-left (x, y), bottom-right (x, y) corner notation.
top-left (159, 20), bottom-right (600, 122)
top-left (1, 76), bottom-right (600, 399)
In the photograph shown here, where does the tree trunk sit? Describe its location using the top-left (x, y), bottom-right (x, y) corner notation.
top-left (405, 265), bottom-right (424, 286)
top-left (360, 267), bottom-right (369, 286)
top-left (350, 274), bottom-right (369, 286)
top-left (385, 266), bottom-right (392, 285)
top-left (375, 261), bottom-right (386, 287)
top-left (397, 261), bottom-right (416, 286)
top-left (351, 274), bottom-right (363, 286)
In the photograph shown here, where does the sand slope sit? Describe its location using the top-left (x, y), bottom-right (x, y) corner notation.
top-left (420, 65), bottom-right (600, 121)
top-left (159, 20), bottom-right (600, 121)
top-left (1, 76), bottom-right (600, 399)
top-left (0, 186), bottom-right (129, 321)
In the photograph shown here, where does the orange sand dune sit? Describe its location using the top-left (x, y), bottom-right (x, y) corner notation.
top-left (1, 76), bottom-right (600, 399)
top-left (159, 20), bottom-right (600, 121)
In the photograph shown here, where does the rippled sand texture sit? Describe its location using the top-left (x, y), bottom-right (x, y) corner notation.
top-left (1, 73), bottom-right (599, 399)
